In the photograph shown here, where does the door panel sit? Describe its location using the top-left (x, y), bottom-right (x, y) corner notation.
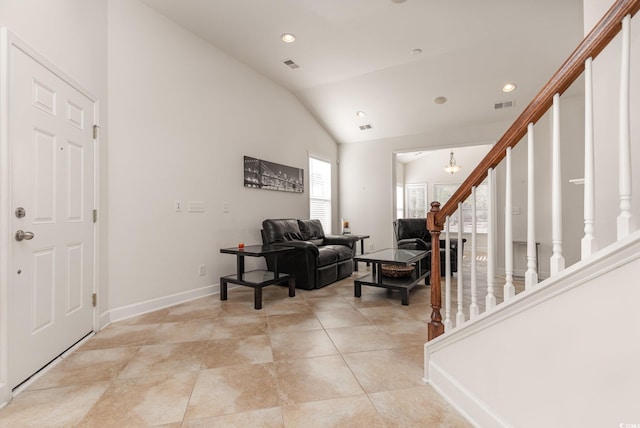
top-left (32, 248), bottom-right (55, 333)
top-left (33, 129), bottom-right (56, 223)
top-left (67, 141), bottom-right (84, 221)
top-left (8, 44), bottom-right (95, 389)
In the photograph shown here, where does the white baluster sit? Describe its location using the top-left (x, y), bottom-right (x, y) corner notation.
top-left (582, 57), bottom-right (597, 258)
top-left (618, 14), bottom-right (635, 239)
top-left (456, 202), bottom-right (465, 327)
top-left (444, 217), bottom-right (452, 331)
top-left (525, 123), bottom-right (539, 289)
top-left (504, 148), bottom-right (515, 299)
top-left (550, 93), bottom-right (565, 275)
top-left (470, 187), bottom-right (480, 318)
top-left (486, 168), bottom-right (496, 310)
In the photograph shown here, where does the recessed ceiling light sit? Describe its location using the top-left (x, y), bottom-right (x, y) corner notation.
top-left (281, 33), bottom-right (296, 43)
top-left (502, 83), bottom-right (517, 93)
top-left (356, 111), bottom-right (366, 118)
top-left (434, 96), bottom-right (447, 105)
top-left (410, 48), bottom-right (422, 55)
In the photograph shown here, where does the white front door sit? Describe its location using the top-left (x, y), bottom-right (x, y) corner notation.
top-left (7, 42), bottom-right (95, 389)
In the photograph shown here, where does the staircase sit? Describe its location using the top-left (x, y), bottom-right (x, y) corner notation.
top-left (423, 1), bottom-right (640, 426)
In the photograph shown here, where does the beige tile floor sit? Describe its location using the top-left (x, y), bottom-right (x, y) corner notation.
top-left (0, 267), bottom-right (473, 428)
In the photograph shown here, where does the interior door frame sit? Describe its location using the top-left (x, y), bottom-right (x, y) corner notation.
top-left (0, 28), bottom-right (100, 404)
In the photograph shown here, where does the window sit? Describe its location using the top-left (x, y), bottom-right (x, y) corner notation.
top-left (309, 156), bottom-right (332, 233)
top-left (404, 183), bottom-right (427, 218)
top-left (434, 182), bottom-right (489, 233)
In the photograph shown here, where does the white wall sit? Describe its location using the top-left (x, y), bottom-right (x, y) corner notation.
top-left (0, 0), bottom-right (108, 406)
top-left (107, 0), bottom-right (339, 316)
top-left (427, 232), bottom-right (640, 427)
top-left (341, 93), bottom-right (586, 275)
top-left (339, 122), bottom-right (511, 253)
top-left (424, 2), bottom-right (640, 426)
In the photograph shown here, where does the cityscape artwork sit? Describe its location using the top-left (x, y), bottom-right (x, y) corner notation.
top-left (243, 156), bottom-right (304, 193)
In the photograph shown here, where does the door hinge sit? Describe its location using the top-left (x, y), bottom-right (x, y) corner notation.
top-left (93, 125), bottom-right (99, 139)
top-left (93, 209), bottom-right (98, 223)
top-left (92, 293), bottom-right (97, 307)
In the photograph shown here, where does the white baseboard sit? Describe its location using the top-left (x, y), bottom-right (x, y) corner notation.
top-left (107, 284), bottom-right (218, 324)
top-left (428, 361), bottom-right (511, 428)
top-left (0, 285), bottom-right (219, 409)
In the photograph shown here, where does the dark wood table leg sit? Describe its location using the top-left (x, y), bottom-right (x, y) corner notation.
top-left (288, 277), bottom-right (295, 297)
top-left (254, 286), bottom-right (263, 310)
top-left (401, 289), bottom-right (409, 306)
top-left (220, 279), bottom-right (228, 301)
top-left (236, 256), bottom-right (245, 281)
top-left (354, 282), bottom-right (361, 298)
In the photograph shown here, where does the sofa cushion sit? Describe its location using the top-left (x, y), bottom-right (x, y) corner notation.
top-left (323, 244), bottom-right (353, 262)
top-left (298, 219), bottom-right (325, 240)
top-left (262, 219), bottom-right (304, 243)
top-left (317, 247), bottom-right (339, 267)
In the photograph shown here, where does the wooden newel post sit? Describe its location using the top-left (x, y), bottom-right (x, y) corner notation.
top-left (427, 201), bottom-right (445, 340)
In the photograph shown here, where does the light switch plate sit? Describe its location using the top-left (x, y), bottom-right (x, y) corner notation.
top-left (188, 201), bottom-right (205, 212)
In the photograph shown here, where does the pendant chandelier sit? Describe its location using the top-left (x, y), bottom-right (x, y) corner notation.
top-left (444, 150), bottom-right (461, 174)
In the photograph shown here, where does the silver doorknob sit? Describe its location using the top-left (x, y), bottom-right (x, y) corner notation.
top-left (15, 230), bottom-right (35, 241)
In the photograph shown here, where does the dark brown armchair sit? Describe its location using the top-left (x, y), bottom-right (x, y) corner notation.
top-left (393, 218), bottom-right (465, 279)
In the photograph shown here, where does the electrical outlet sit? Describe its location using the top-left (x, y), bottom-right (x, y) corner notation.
top-left (175, 200), bottom-right (183, 212)
top-left (368, 243), bottom-right (374, 251)
top-left (198, 264), bottom-right (206, 276)
top-left (223, 202), bottom-right (229, 213)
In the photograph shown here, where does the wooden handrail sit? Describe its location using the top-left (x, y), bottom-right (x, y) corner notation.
top-left (432, 0), bottom-right (640, 226)
top-left (427, 0), bottom-right (640, 340)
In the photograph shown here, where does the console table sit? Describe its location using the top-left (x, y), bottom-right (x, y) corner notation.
top-left (220, 245), bottom-right (295, 310)
top-left (353, 248), bottom-right (428, 305)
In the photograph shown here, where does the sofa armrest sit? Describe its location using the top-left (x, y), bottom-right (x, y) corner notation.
top-left (277, 240), bottom-right (320, 256)
top-left (323, 234), bottom-right (357, 248)
top-left (397, 238), bottom-right (431, 250)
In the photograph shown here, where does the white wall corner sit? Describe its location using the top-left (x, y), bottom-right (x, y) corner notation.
top-left (0, 383), bottom-right (10, 410)
top-left (423, 342), bottom-right (430, 383)
top-left (98, 310), bottom-right (111, 331)
top-left (0, 27), bottom-right (12, 414)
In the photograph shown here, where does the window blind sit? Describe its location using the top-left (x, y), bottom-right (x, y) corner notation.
top-left (309, 157), bottom-right (332, 233)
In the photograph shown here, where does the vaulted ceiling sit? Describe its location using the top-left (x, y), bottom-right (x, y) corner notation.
top-left (140, 0), bottom-right (584, 144)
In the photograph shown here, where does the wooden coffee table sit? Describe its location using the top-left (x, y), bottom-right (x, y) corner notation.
top-left (353, 248), bottom-right (428, 305)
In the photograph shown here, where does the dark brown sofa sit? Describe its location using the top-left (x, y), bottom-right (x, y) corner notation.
top-left (261, 219), bottom-right (356, 290)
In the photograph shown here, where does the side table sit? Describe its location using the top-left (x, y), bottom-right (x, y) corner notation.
top-left (347, 234), bottom-right (370, 271)
top-left (220, 245), bottom-right (295, 310)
